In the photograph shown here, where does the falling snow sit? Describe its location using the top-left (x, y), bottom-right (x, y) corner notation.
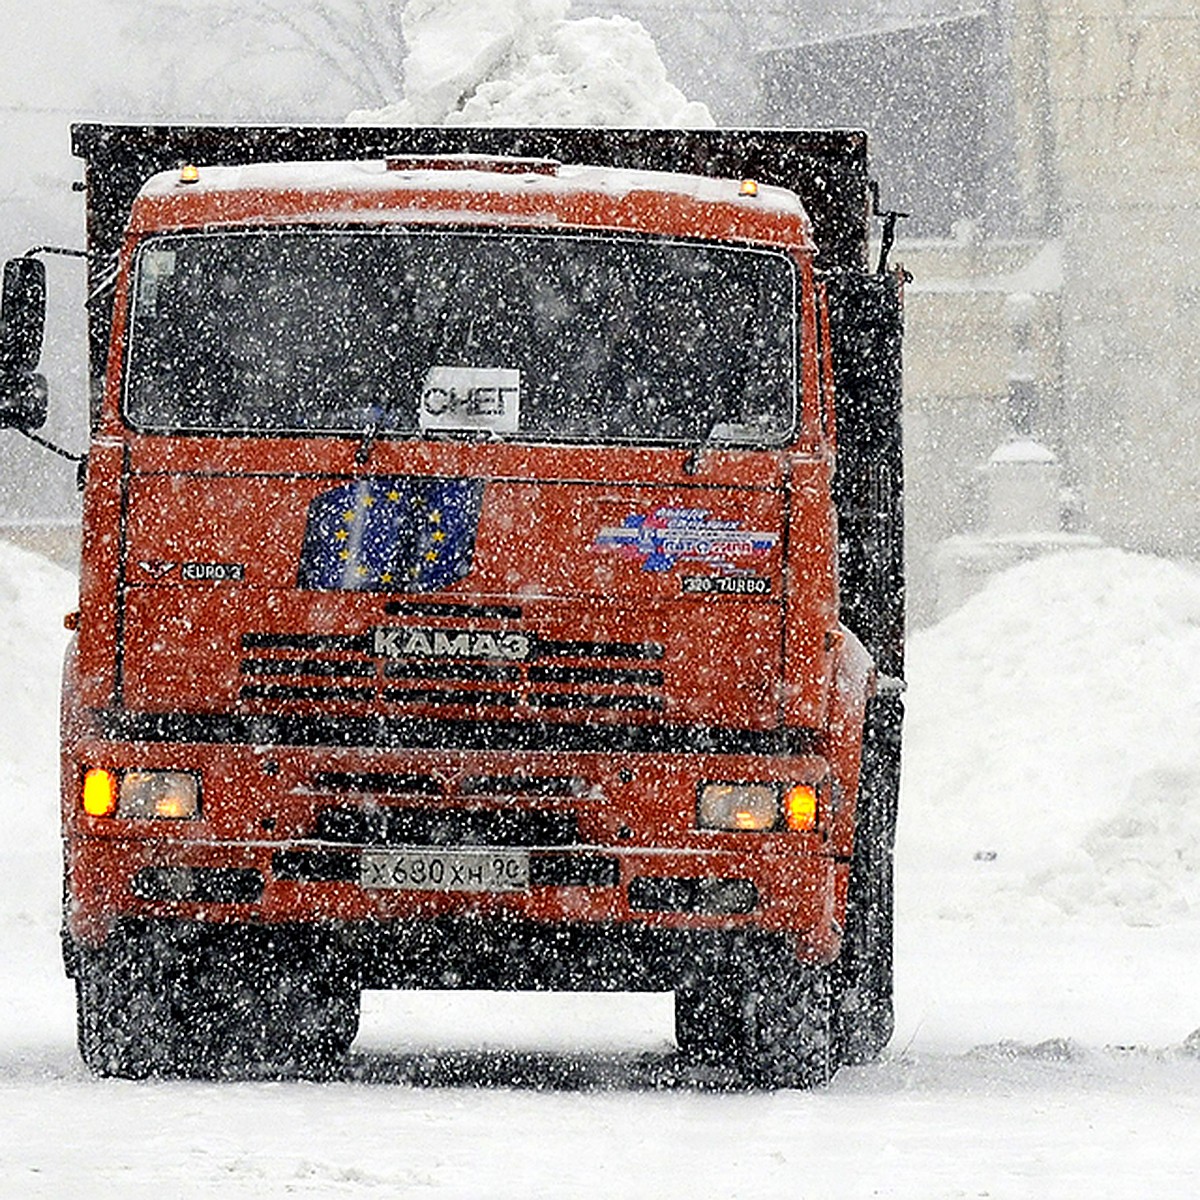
top-left (2, 0), bottom-right (1200, 1195)
top-left (1, 540), bottom-right (1198, 1195)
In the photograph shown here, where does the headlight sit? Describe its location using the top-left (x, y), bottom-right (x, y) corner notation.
top-left (697, 780), bottom-right (823, 832)
top-left (119, 771), bottom-right (201, 819)
top-left (697, 783), bottom-right (779, 831)
top-left (82, 768), bottom-right (201, 820)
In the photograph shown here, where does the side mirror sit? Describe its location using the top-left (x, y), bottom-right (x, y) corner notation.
top-left (1, 257), bottom-right (46, 371)
top-left (0, 257), bottom-right (48, 430)
top-left (0, 370), bottom-right (48, 430)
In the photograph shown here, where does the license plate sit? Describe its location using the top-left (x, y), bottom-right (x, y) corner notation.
top-left (360, 849), bottom-right (529, 892)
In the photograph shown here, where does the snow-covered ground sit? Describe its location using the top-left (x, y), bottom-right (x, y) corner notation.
top-left (0, 539), bottom-right (1198, 1197)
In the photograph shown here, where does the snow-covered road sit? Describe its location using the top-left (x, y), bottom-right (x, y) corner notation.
top-left (3, 1003), bottom-right (1198, 1198)
top-left (1, 541), bottom-right (1198, 1197)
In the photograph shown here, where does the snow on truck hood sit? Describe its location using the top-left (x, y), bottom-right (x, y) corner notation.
top-left (135, 156), bottom-right (811, 225)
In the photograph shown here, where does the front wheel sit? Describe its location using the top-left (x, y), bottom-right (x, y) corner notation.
top-left (75, 928), bottom-right (177, 1078)
top-left (674, 972), bottom-right (743, 1064)
top-left (741, 959), bottom-right (832, 1089)
top-left (75, 922), bottom-right (360, 1080)
top-left (675, 956), bottom-right (832, 1089)
top-left (184, 933), bottom-right (360, 1079)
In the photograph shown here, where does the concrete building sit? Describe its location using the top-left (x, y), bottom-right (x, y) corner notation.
top-left (1017, 0), bottom-right (1200, 557)
top-left (741, 0), bottom-right (1200, 619)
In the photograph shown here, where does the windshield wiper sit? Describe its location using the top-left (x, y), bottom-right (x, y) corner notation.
top-left (355, 404), bottom-right (384, 466)
top-left (355, 395), bottom-right (414, 466)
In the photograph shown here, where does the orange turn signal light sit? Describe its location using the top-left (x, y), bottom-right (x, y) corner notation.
top-left (739, 179), bottom-right (759, 197)
top-left (784, 783), bottom-right (819, 831)
top-left (82, 767), bottom-right (118, 817)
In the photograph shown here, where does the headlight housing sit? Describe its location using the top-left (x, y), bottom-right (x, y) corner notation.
top-left (697, 781), bottom-right (822, 832)
top-left (82, 768), bottom-right (201, 820)
top-left (120, 771), bottom-right (201, 819)
top-left (698, 783), bottom-right (778, 831)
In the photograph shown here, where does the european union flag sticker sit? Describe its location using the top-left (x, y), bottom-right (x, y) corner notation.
top-left (297, 476), bottom-right (485, 593)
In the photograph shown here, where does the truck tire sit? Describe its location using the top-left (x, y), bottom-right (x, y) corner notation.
top-left (75, 923), bottom-right (360, 1079)
top-left (172, 928), bottom-right (360, 1079)
top-left (831, 847), bottom-right (894, 1066)
top-left (831, 696), bottom-right (899, 1066)
top-left (741, 959), bottom-right (832, 1089)
top-left (75, 931), bottom-right (177, 1079)
top-left (674, 972), bottom-right (742, 1063)
top-left (675, 958), bottom-right (832, 1089)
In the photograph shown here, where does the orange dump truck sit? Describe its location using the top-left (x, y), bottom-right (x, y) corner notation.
top-left (0, 126), bottom-right (904, 1086)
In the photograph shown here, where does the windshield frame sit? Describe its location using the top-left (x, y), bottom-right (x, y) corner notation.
top-left (120, 224), bottom-right (801, 448)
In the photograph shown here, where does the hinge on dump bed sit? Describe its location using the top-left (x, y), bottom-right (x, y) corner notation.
top-left (869, 181), bottom-right (909, 275)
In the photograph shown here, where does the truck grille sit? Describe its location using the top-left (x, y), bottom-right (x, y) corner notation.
top-left (313, 805), bottom-right (581, 847)
top-left (307, 771), bottom-right (587, 799)
top-left (238, 630), bottom-right (664, 715)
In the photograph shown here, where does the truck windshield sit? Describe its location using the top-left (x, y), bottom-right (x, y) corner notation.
top-left (125, 228), bottom-right (797, 445)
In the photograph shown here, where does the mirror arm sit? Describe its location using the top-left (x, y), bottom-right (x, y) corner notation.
top-left (25, 246), bottom-right (87, 261)
top-left (15, 427), bottom-right (88, 490)
top-left (17, 425), bottom-right (85, 462)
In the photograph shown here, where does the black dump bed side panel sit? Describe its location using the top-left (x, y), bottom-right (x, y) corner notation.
top-left (828, 271), bottom-right (905, 684)
top-left (828, 271), bottom-right (904, 881)
top-left (72, 123), bottom-right (870, 268)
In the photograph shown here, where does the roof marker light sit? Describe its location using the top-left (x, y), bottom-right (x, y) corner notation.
top-left (179, 163), bottom-right (200, 185)
top-left (739, 179), bottom-right (759, 197)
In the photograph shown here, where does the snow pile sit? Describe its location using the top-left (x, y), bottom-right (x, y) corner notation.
top-left (0, 541), bottom-right (75, 847)
top-left (349, 0), bottom-right (713, 128)
top-left (1037, 766), bottom-right (1200, 924)
top-left (900, 548), bottom-right (1200, 927)
top-left (0, 540), bottom-right (76, 1048)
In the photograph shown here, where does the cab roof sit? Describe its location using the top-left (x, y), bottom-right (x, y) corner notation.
top-left (72, 125), bottom-right (874, 397)
top-left (129, 155), bottom-right (815, 251)
top-left (139, 155), bottom-right (808, 215)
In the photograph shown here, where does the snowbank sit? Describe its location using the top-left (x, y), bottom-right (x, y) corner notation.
top-left (900, 548), bottom-right (1200, 927)
top-left (349, 0), bottom-right (713, 128)
top-left (0, 540), bottom-right (77, 1049)
top-left (0, 541), bottom-right (75, 849)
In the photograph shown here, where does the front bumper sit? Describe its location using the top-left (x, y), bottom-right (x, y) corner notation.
top-left (66, 833), bottom-right (843, 961)
top-left (62, 734), bottom-right (848, 974)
